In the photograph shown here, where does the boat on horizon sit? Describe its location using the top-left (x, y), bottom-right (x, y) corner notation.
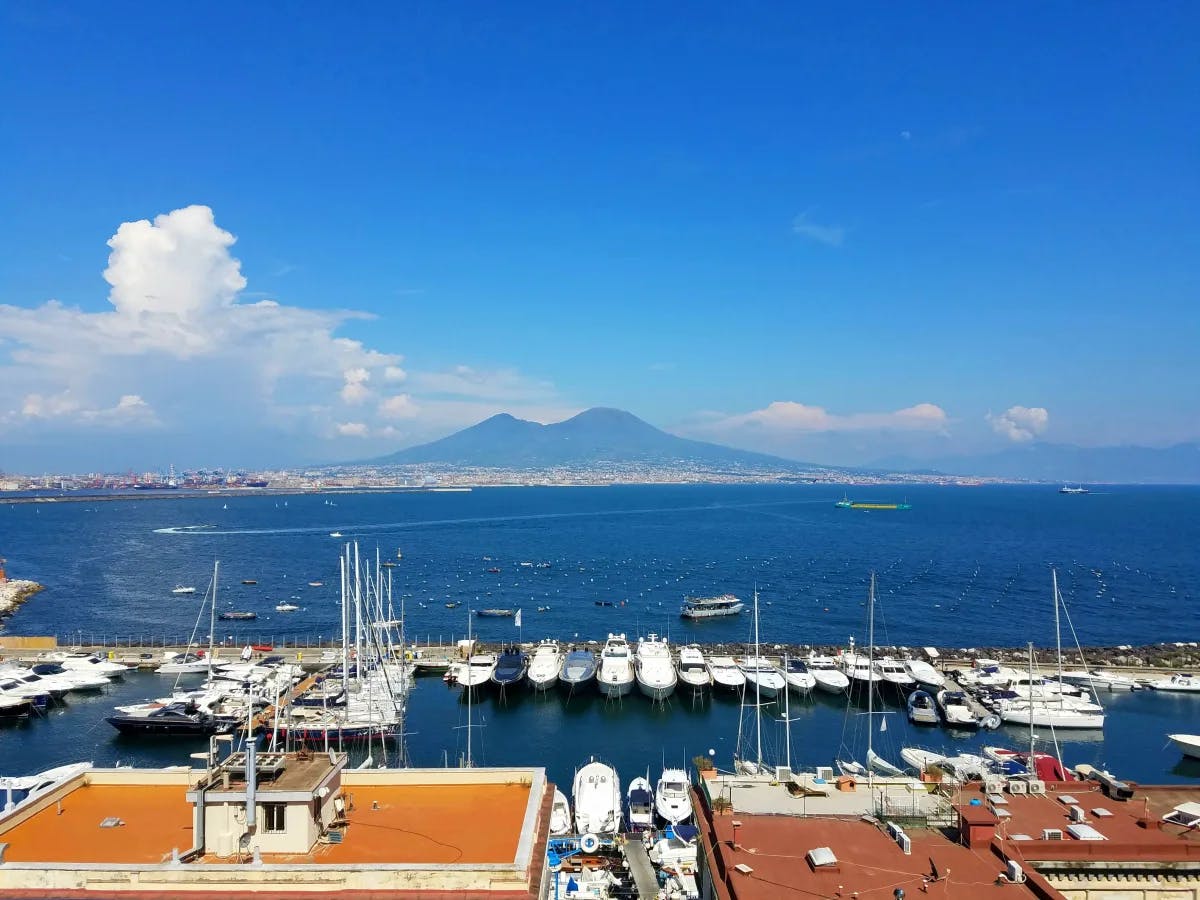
top-left (1060, 484), bottom-right (1090, 494)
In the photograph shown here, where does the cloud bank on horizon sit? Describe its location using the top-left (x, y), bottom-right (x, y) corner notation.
top-left (0, 205), bottom-right (1062, 470)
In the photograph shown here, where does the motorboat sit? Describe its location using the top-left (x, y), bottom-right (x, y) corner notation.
top-left (676, 646), bottom-right (711, 691)
top-left (597, 634), bottom-right (635, 699)
top-left (627, 775), bottom-right (654, 831)
top-left (475, 608), bottom-right (515, 618)
top-left (900, 749), bottom-right (994, 783)
top-left (0, 696), bottom-right (34, 719)
top-left (903, 657), bottom-right (945, 690)
top-left (456, 653), bottom-right (498, 689)
top-left (44, 652), bottom-right (130, 679)
top-left (0, 763), bottom-right (92, 815)
top-left (635, 634), bottom-right (677, 701)
top-left (274, 602), bottom-right (300, 612)
top-left (1167, 734), bottom-right (1200, 760)
top-left (549, 789), bottom-right (573, 836)
top-left (876, 657), bottom-right (917, 692)
top-left (936, 690), bottom-right (981, 729)
top-left (329, 532), bottom-right (343, 538)
top-left (490, 645), bottom-right (528, 691)
top-left (526, 640), bottom-right (562, 692)
top-left (679, 594), bottom-right (744, 619)
top-left (105, 701), bottom-right (234, 736)
top-left (218, 611), bottom-right (257, 621)
top-left (782, 657), bottom-right (816, 694)
top-left (983, 747), bottom-right (1065, 780)
top-left (30, 663), bottom-right (110, 692)
top-left (806, 653), bottom-right (850, 693)
top-left (5, 666), bottom-right (89, 697)
top-left (839, 651), bottom-right (882, 690)
top-left (1148, 673), bottom-right (1200, 693)
top-left (573, 759), bottom-right (621, 835)
top-left (654, 768), bottom-right (692, 825)
top-left (907, 689), bottom-right (939, 725)
top-left (155, 652), bottom-right (215, 675)
top-left (1058, 670), bottom-right (1140, 692)
top-left (559, 647), bottom-right (597, 691)
top-left (739, 657), bottom-right (785, 699)
top-left (171, 586), bottom-right (196, 595)
top-left (706, 656), bottom-right (745, 691)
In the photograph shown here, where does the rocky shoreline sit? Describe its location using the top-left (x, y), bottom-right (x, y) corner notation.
top-left (0, 580), bottom-right (44, 620)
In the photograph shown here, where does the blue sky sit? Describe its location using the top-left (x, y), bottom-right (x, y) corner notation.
top-left (1, 2), bottom-right (1196, 471)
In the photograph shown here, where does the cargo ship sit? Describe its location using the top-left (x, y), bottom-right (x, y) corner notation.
top-left (835, 497), bottom-right (911, 510)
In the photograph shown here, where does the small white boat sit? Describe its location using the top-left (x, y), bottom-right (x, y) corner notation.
top-left (1149, 673), bottom-right (1200, 693)
top-left (635, 634), bottom-right (677, 701)
top-left (876, 657), bottom-right (917, 691)
top-left (627, 775), bottom-right (654, 831)
top-left (154, 652), bottom-right (216, 675)
top-left (706, 655), bottom-right (745, 691)
top-left (1167, 734), bottom-right (1200, 760)
top-left (275, 602), bottom-right (300, 612)
top-left (573, 759), bottom-right (621, 835)
top-left (677, 646), bottom-right (711, 690)
top-left (597, 634), bottom-right (635, 699)
top-left (907, 689), bottom-right (939, 725)
top-left (807, 653), bottom-right (850, 693)
top-left (739, 656), bottom-right (785, 699)
top-left (903, 657), bottom-right (945, 690)
top-left (527, 640), bottom-right (562, 692)
top-left (782, 657), bottom-right (816, 694)
top-left (329, 532), bottom-right (343, 538)
top-left (999, 698), bottom-right (1105, 729)
top-left (549, 788), bottom-right (572, 836)
top-left (1058, 670), bottom-right (1140, 692)
top-left (936, 690), bottom-right (981, 729)
top-left (45, 652), bottom-right (130, 679)
top-left (171, 586), bottom-right (196, 595)
top-left (456, 653), bottom-right (498, 688)
top-left (654, 768), bottom-right (692, 825)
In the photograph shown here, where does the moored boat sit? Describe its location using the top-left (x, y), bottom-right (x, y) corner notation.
top-left (573, 758), bottom-right (621, 835)
top-left (654, 768), bottom-right (692, 825)
top-left (706, 655), bottom-right (745, 691)
top-left (559, 647), bottom-right (597, 692)
top-left (597, 634), bottom-right (635, 699)
top-left (907, 689), bottom-right (939, 725)
top-left (936, 690), bottom-right (981, 729)
top-left (806, 653), bottom-right (850, 693)
top-left (490, 645), bottom-right (528, 691)
top-left (634, 633), bottom-right (677, 701)
top-left (549, 788), bottom-right (572, 836)
top-left (627, 775), bottom-right (654, 831)
top-left (218, 611), bottom-right (257, 621)
top-left (782, 657), bottom-right (816, 694)
top-left (677, 645), bottom-right (711, 691)
top-left (526, 640), bottom-right (561, 692)
top-left (475, 608), bottom-right (516, 618)
top-left (1167, 734), bottom-right (1200, 760)
top-left (1148, 673), bottom-right (1200, 693)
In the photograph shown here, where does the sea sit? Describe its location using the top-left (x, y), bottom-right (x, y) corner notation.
top-left (1, 483), bottom-right (1198, 790)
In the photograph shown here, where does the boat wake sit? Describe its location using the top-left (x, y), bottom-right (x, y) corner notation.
top-left (151, 498), bottom-right (830, 537)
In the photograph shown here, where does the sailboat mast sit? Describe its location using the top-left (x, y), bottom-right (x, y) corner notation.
top-left (466, 608), bottom-right (473, 768)
top-left (1053, 568), bottom-right (1063, 700)
top-left (340, 552), bottom-right (349, 697)
top-left (1028, 641), bottom-right (1036, 764)
top-left (867, 573), bottom-right (875, 793)
top-left (753, 586), bottom-right (762, 770)
top-left (783, 652), bottom-right (792, 772)
top-left (208, 560), bottom-right (218, 680)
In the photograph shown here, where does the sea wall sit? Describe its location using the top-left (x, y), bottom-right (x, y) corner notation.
top-left (0, 579), bottom-right (44, 620)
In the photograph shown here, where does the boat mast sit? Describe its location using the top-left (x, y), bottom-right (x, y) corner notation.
top-left (1028, 641), bottom-right (1036, 764)
top-left (867, 573), bottom-right (875, 795)
top-left (1053, 567), bottom-right (1063, 705)
top-left (340, 551), bottom-right (349, 698)
top-left (466, 607), bottom-right (473, 768)
top-left (783, 652), bottom-right (792, 772)
top-left (207, 560), bottom-right (218, 681)
top-left (753, 586), bottom-right (762, 770)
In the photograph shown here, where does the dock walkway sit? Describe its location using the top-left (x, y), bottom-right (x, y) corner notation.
top-left (620, 834), bottom-right (660, 899)
top-left (941, 672), bottom-right (993, 721)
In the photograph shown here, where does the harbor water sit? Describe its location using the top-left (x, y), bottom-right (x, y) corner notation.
top-left (1, 483), bottom-right (1198, 786)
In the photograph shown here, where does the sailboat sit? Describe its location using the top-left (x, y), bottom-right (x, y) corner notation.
top-left (733, 588), bottom-right (774, 775)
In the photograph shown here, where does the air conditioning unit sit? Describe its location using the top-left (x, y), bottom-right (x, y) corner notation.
top-left (775, 766), bottom-right (793, 782)
top-left (1004, 860), bottom-right (1027, 884)
top-left (983, 776), bottom-right (1004, 795)
top-left (897, 832), bottom-right (912, 855)
top-left (1028, 780), bottom-right (1047, 795)
top-left (815, 766), bottom-right (835, 782)
top-left (1007, 780), bottom-right (1028, 795)
top-left (1069, 805), bottom-right (1086, 823)
top-left (1042, 828), bottom-right (1063, 841)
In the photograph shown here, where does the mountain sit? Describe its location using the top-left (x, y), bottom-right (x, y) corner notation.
top-left (872, 441), bottom-right (1200, 484)
top-left (370, 407), bottom-right (815, 471)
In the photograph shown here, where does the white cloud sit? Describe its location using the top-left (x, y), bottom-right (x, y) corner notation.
top-left (413, 365), bottom-right (557, 402)
top-left (379, 393), bottom-right (419, 420)
top-left (792, 210), bottom-right (846, 247)
top-left (340, 367), bottom-right (371, 405)
top-left (708, 400), bottom-right (948, 434)
top-left (384, 366), bottom-right (407, 382)
top-left (336, 422), bottom-right (369, 437)
top-left (987, 405), bottom-right (1049, 442)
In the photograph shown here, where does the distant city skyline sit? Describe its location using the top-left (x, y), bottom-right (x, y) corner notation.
top-left (1, 4), bottom-right (1196, 472)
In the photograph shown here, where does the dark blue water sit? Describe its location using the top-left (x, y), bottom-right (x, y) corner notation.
top-left (1, 484), bottom-right (1196, 646)
top-left (1, 484), bottom-right (1198, 786)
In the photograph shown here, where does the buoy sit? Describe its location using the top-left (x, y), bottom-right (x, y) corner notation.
top-left (579, 833), bottom-right (600, 854)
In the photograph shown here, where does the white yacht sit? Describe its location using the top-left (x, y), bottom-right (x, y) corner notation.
top-left (782, 657), bottom-right (816, 694)
top-left (903, 657), bottom-right (945, 690)
top-left (171, 585), bottom-right (196, 595)
top-left (45, 652), bottom-right (130, 679)
top-left (679, 593), bottom-right (744, 619)
top-left (1058, 669), bottom-right (1140, 692)
top-left (456, 653), bottom-right (499, 689)
top-left (876, 657), bottom-right (917, 691)
top-left (654, 768), bottom-right (692, 825)
top-left (573, 759), bottom-right (622, 835)
top-left (549, 789), bottom-right (573, 836)
top-left (155, 652), bottom-right (216, 675)
top-left (676, 646), bottom-right (711, 691)
top-left (1168, 734), bottom-right (1200, 760)
top-left (936, 689), bottom-right (981, 729)
top-left (635, 634), bottom-right (677, 701)
top-left (999, 698), bottom-right (1105, 730)
top-left (839, 651), bottom-right (882, 689)
top-left (0, 763), bottom-right (92, 815)
top-left (738, 656), bottom-right (785, 699)
top-left (526, 640), bottom-right (562, 692)
top-left (806, 653), bottom-right (850, 693)
top-left (706, 656), bottom-right (745, 691)
top-left (597, 634), bottom-right (635, 699)
top-left (627, 775), bottom-right (654, 831)
top-left (1149, 673), bottom-right (1200, 693)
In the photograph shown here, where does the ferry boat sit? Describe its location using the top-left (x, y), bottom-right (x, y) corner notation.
top-left (680, 593), bottom-right (744, 619)
top-left (1059, 484), bottom-right (1090, 494)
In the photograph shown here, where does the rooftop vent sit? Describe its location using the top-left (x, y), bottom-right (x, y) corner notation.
top-left (1041, 828), bottom-right (1063, 841)
top-left (99, 817), bottom-right (124, 828)
top-left (806, 847), bottom-right (838, 869)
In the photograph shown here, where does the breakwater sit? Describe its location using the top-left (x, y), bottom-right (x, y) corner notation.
top-left (0, 580), bottom-right (43, 620)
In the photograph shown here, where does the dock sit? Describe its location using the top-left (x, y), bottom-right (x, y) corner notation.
top-left (620, 835), bottom-right (660, 899)
top-left (941, 671), bottom-right (994, 721)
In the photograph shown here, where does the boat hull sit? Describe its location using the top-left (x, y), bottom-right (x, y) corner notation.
top-left (598, 674), bottom-right (634, 698)
top-left (1168, 734), bottom-right (1200, 760)
top-left (636, 675), bottom-right (677, 702)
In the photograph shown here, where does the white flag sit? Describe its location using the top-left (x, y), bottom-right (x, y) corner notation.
top-left (879, 717), bottom-right (888, 733)
top-left (514, 609), bottom-right (522, 627)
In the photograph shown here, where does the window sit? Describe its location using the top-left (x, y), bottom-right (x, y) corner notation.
top-left (263, 802), bottom-right (286, 834)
